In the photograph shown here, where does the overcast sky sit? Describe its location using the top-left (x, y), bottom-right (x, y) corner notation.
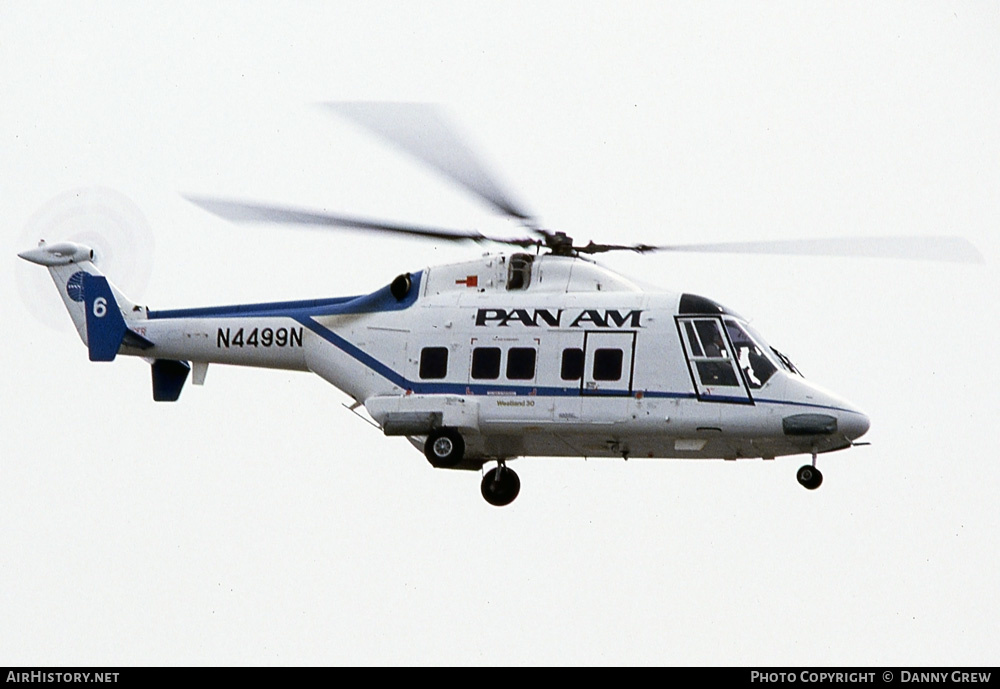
top-left (2, 2), bottom-right (998, 665)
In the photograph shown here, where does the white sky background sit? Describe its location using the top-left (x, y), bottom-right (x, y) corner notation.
top-left (2, 2), bottom-right (998, 666)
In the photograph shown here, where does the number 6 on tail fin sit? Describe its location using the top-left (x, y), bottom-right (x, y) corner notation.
top-left (82, 273), bottom-right (153, 361)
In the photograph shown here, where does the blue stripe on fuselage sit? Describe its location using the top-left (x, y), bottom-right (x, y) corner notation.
top-left (144, 271), bottom-right (858, 415)
top-left (147, 271), bottom-right (423, 320)
top-left (296, 316), bottom-right (858, 414)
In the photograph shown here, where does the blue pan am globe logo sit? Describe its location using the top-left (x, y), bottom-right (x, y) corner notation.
top-left (66, 271), bottom-right (87, 302)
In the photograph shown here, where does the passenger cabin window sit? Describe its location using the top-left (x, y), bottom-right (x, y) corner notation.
top-left (506, 347), bottom-right (536, 380)
top-left (561, 348), bottom-right (584, 381)
top-left (592, 348), bottom-right (624, 381)
top-left (471, 347), bottom-right (501, 380)
top-left (506, 253), bottom-right (534, 291)
top-left (419, 347), bottom-right (449, 379)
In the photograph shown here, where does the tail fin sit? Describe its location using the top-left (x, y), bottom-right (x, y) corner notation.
top-left (82, 273), bottom-right (156, 360)
top-left (19, 240), bottom-right (151, 360)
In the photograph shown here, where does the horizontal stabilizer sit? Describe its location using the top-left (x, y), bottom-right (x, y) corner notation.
top-left (122, 329), bottom-right (154, 350)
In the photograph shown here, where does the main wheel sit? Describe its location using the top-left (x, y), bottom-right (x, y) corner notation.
top-left (424, 428), bottom-right (465, 468)
top-left (796, 465), bottom-right (823, 490)
top-left (481, 465), bottom-right (521, 507)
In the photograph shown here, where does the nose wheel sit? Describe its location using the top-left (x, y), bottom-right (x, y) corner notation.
top-left (796, 453), bottom-right (823, 490)
top-left (481, 461), bottom-right (520, 507)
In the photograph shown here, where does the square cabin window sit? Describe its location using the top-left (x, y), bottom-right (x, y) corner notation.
top-left (419, 347), bottom-right (448, 379)
top-left (506, 347), bottom-right (536, 380)
top-left (471, 347), bottom-right (501, 380)
top-left (561, 348), bottom-right (584, 381)
top-left (592, 348), bottom-right (623, 381)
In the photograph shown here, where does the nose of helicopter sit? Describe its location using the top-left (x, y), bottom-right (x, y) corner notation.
top-left (839, 408), bottom-right (871, 441)
top-left (781, 376), bottom-right (870, 443)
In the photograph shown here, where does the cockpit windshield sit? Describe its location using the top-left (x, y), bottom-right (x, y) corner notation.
top-left (770, 347), bottom-right (802, 376)
top-left (723, 319), bottom-right (778, 389)
top-left (678, 292), bottom-right (802, 389)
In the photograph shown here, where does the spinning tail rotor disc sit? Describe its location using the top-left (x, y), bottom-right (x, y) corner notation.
top-left (17, 188), bottom-right (155, 331)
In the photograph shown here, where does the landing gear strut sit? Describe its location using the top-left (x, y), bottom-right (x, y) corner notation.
top-left (481, 461), bottom-right (520, 507)
top-left (796, 453), bottom-right (823, 490)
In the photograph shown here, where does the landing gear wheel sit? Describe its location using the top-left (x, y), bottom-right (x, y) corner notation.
top-left (481, 464), bottom-right (520, 507)
top-left (796, 465), bottom-right (823, 490)
top-left (424, 429), bottom-right (464, 468)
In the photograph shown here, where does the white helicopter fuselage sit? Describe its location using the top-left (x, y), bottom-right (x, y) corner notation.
top-left (21, 242), bottom-right (869, 501)
top-left (128, 251), bottom-right (868, 463)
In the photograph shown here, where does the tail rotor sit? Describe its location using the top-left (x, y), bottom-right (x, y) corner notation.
top-left (16, 187), bottom-right (155, 331)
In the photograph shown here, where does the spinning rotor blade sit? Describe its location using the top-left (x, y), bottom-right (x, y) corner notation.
top-left (645, 236), bottom-right (984, 263)
top-left (573, 240), bottom-right (659, 255)
top-left (323, 102), bottom-right (534, 222)
top-left (184, 195), bottom-right (540, 248)
top-left (18, 187), bottom-right (155, 331)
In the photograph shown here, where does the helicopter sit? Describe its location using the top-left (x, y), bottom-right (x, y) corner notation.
top-left (18, 103), bottom-right (983, 506)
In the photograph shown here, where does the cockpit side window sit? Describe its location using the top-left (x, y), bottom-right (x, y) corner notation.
top-left (676, 315), bottom-right (754, 402)
top-left (694, 320), bottom-right (728, 358)
top-left (681, 318), bottom-right (739, 387)
top-left (683, 322), bottom-right (704, 357)
top-left (724, 320), bottom-right (777, 389)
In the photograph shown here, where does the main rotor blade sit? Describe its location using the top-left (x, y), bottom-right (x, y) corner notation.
top-left (647, 236), bottom-right (985, 263)
top-left (574, 240), bottom-right (658, 255)
top-left (323, 102), bottom-right (534, 221)
top-left (184, 195), bottom-right (540, 248)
